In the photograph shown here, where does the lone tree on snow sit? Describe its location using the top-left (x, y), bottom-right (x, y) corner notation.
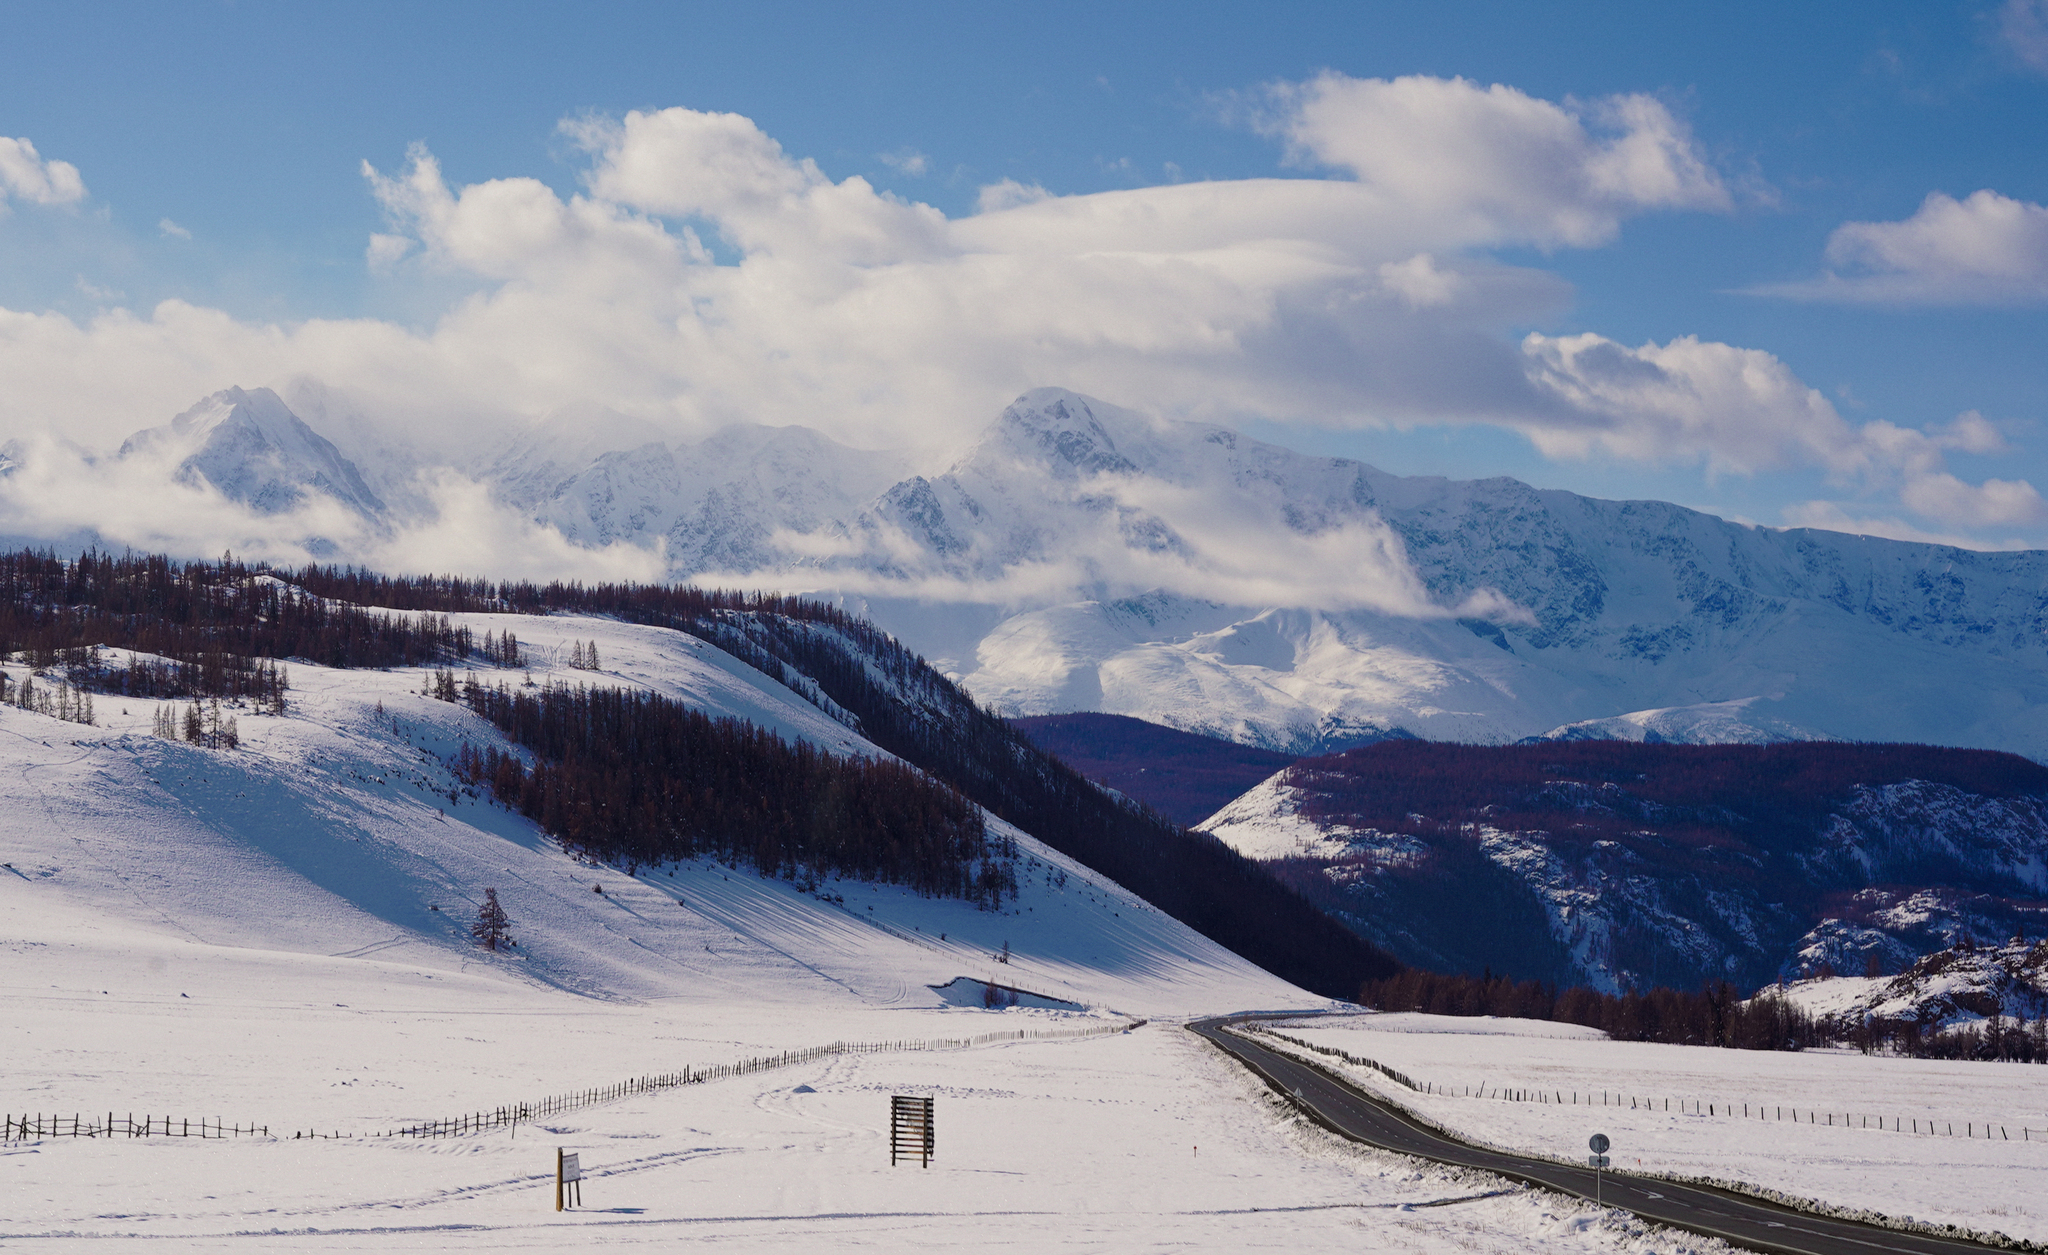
top-left (472, 888), bottom-right (512, 951)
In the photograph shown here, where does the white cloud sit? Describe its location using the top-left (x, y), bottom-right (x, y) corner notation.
top-left (0, 436), bottom-right (667, 584)
top-left (975, 178), bottom-right (1049, 213)
top-left (158, 218), bottom-right (191, 240)
top-left (1756, 189), bottom-right (2048, 305)
top-left (365, 232), bottom-right (414, 271)
top-left (878, 148), bottom-right (929, 177)
top-left (1259, 73), bottom-right (1730, 249)
top-left (74, 276), bottom-right (124, 304)
top-left (0, 136), bottom-right (86, 207)
top-left (1998, 0), bottom-right (2048, 73)
top-left (1520, 332), bottom-right (1858, 474)
top-left (1523, 334), bottom-right (2043, 530)
top-left (0, 88), bottom-right (2017, 569)
top-left (1779, 501), bottom-right (2039, 551)
top-left (362, 472), bottom-right (670, 582)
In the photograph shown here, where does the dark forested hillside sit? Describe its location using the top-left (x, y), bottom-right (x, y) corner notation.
top-left (1009, 712), bottom-right (1299, 827)
top-left (1242, 739), bottom-right (2048, 994)
top-left (449, 677), bottom-right (1012, 907)
top-left (0, 549), bottom-right (518, 700)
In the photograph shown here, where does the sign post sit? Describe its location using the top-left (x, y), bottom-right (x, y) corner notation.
top-left (556, 1148), bottom-right (583, 1210)
top-left (1587, 1133), bottom-right (1611, 1206)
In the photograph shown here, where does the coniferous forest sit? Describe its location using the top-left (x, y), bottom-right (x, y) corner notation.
top-left (0, 549), bottom-right (511, 702)
top-left (449, 678), bottom-right (1015, 907)
top-left (1359, 968), bottom-right (1822, 1051)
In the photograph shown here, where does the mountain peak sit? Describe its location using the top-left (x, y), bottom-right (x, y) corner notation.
top-left (979, 388), bottom-right (1142, 479)
top-left (118, 386), bottom-right (385, 516)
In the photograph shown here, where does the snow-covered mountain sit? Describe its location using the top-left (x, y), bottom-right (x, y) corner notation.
top-left (473, 387), bottom-right (2048, 759)
top-left (70, 384), bottom-right (2048, 761)
top-left (479, 416), bottom-right (908, 575)
top-left (1198, 740), bottom-right (2048, 994)
top-left (118, 386), bottom-right (385, 518)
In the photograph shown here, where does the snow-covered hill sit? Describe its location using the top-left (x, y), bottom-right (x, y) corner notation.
top-left (39, 384), bottom-right (2048, 760)
top-left (1790, 934), bottom-right (2048, 1025)
top-left (0, 611), bottom-right (1301, 1021)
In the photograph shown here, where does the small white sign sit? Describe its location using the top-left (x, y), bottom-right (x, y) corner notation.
top-left (561, 1152), bottom-right (583, 1183)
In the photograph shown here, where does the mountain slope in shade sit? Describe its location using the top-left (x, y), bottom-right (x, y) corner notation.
top-left (118, 386), bottom-right (385, 518)
top-left (1008, 712), bottom-right (1304, 827)
top-left (1200, 739), bottom-right (2048, 994)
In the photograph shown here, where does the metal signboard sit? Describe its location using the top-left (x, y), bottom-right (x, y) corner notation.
top-left (556, 1148), bottom-right (584, 1210)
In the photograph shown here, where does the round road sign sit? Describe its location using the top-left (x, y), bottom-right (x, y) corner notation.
top-left (1588, 1133), bottom-right (1610, 1154)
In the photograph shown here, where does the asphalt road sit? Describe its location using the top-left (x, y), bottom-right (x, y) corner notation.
top-left (1192, 1017), bottom-right (2013, 1255)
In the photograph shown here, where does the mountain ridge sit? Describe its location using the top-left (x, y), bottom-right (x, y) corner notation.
top-left (22, 384), bottom-right (2048, 762)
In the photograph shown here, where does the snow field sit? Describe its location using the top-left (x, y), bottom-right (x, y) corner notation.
top-left (2, 1015), bottom-right (1739, 1254)
top-left (1269, 1012), bottom-right (2048, 1244)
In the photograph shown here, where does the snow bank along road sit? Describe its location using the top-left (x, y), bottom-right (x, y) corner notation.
top-left (1194, 1017), bottom-right (2010, 1255)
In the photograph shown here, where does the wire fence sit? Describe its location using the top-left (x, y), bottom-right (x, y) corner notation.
top-left (6, 1017), bottom-right (1143, 1145)
top-left (1239, 1024), bottom-right (2048, 1143)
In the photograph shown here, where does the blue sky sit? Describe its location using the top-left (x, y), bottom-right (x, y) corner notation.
top-left (3, 0), bottom-right (2047, 549)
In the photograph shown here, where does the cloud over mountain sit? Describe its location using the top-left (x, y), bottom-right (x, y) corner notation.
top-left (0, 83), bottom-right (2028, 544)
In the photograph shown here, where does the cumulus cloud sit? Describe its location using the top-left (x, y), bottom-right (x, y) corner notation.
top-left (0, 136), bottom-right (86, 207)
top-left (1754, 189), bottom-right (2048, 305)
top-left (158, 218), bottom-right (191, 240)
top-left (1522, 335), bottom-right (2043, 532)
top-left (1259, 73), bottom-right (1730, 248)
top-left (0, 88), bottom-right (1739, 463)
top-left (1520, 332), bottom-right (1858, 474)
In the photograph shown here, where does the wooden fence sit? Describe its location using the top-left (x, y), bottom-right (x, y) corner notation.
top-left (2, 1114), bottom-right (266, 1140)
top-left (6, 1017), bottom-right (1142, 1144)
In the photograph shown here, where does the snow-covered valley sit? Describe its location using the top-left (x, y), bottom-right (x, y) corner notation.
top-left (7, 592), bottom-right (2048, 1250)
top-left (0, 607), bottom-right (1699, 1254)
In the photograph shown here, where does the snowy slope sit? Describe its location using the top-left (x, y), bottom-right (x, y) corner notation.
top-left (7, 614), bottom-right (1703, 1255)
top-left (0, 611), bottom-right (1304, 1021)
